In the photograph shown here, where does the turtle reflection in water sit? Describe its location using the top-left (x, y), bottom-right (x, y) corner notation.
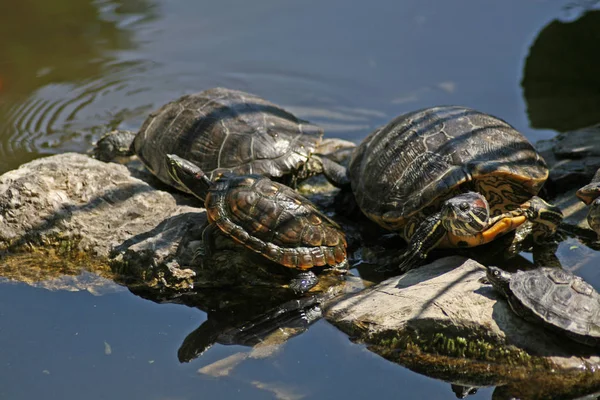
top-left (179, 294), bottom-right (323, 363)
top-left (486, 266), bottom-right (600, 347)
top-left (344, 106), bottom-right (563, 271)
top-left (94, 87), bottom-right (350, 190)
top-left (166, 154), bottom-right (348, 293)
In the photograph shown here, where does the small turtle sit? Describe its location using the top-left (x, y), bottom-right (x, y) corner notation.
top-left (94, 87), bottom-right (349, 191)
top-left (486, 266), bottom-right (600, 347)
top-left (166, 154), bottom-right (348, 293)
top-left (346, 106), bottom-right (563, 271)
top-left (576, 168), bottom-right (600, 235)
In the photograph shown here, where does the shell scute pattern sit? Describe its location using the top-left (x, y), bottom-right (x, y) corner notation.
top-left (132, 88), bottom-right (323, 189)
top-left (205, 174), bottom-right (346, 270)
top-left (572, 280), bottom-right (594, 296)
top-left (349, 106), bottom-right (548, 232)
top-left (511, 268), bottom-right (600, 338)
top-left (547, 268), bottom-right (571, 284)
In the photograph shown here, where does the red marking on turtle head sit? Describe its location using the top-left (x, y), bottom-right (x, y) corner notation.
top-left (472, 197), bottom-right (488, 210)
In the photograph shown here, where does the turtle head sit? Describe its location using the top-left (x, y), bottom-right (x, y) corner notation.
top-left (166, 154), bottom-right (212, 202)
top-left (440, 192), bottom-right (490, 236)
top-left (92, 130), bottom-right (137, 161)
top-left (577, 168), bottom-right (600, 205)
top-left (485, 266), bottom-right (512, 298)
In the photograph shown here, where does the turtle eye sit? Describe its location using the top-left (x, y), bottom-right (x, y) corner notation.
top-left (493, 270), bottom-right (500, 276)
top-left (459, 202), bottom-right (470, 211)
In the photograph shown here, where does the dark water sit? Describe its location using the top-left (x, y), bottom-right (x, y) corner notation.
top-left (2, 1), bottom-right (600, 398)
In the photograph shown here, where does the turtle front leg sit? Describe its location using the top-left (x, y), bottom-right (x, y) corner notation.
top-left (192, 222), bottom-right (219, 262)
top-left (523, 196), bottom-right (563, 243)
top-left (398, 211), bottom-right (447, 273)
top-left (313, 155), bottom-right (350, 188)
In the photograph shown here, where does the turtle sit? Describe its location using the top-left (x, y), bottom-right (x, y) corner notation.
top-left (346, 106), bottom-right (563, 272)
top-left (486, 266), bottom-right (600, 347)
top-left (93, 87), bottom-right (350, 192)
top-left (165, 153), bottom-right (348, 293)
top-left (576, 167), bottom-right (600, 235)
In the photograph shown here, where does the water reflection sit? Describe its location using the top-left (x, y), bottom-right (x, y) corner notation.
top-left (0, 0), bottom-right (156, 172)
top-left (522, 9), bottom-right (600, 132)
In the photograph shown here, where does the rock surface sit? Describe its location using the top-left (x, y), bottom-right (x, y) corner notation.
top-left (0, 153), bottom-right (203, 289)
top-left (325, 256), bottom-right (600, 396)
top-left (0, 152), bottom-right (357, 292)
top-left (537, 124), bottom-right (600, 195)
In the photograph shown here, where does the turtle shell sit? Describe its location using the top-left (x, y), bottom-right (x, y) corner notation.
top-left (133, 87), bottom-right (323, 191)
top-left (349, 106), bottom-right (548, 231)
top-left (204, 174), bottom-right (347, 270)
top-left (508, 268), bottom-right (600, 345)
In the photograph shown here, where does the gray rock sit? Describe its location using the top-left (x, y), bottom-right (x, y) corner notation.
top-left (537, 124), bottom-right (600, 194)
top-left (325, 256), bottom-right (600, 395)
top-left (0, 152), bottom-right (354, 292)
top-left (0, 153), bottom-right (218, 289)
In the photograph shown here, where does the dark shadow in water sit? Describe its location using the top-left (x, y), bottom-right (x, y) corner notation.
top-left (175, 293), bottom-right (322, 363)
top-left (522, 9), bottom-right (600, 132)
top-left (129, 280), bottom-right (332, 364)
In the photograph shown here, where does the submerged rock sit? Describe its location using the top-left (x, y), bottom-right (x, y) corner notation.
top-left (0, 251), bottom-right (124, 296)
top-left (325, 256), bottom-right (600, 398)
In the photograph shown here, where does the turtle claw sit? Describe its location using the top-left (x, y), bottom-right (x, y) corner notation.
top-left (192, 246), bottom-right (207, 262)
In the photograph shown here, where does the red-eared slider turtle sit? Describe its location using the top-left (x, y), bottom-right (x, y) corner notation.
top-left (93, 87), bottom-right (349, 191)
top-left (165, 154), bottom-right (348, 293)
top-left (347, 106), bottom-right (563, 271)
top-left (486, 266), bottom-right (600, 347)
top-left (576, 168), bottom-right (600, 235)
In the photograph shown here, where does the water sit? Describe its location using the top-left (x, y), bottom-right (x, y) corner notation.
top-left (1, 0), bottom-right (600, 398)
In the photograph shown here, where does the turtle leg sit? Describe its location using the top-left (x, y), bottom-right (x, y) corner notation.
top-left (523, 196), bottom-right (563, 243)
top-left (288, 270), bottom-right (319, 294)
top-left (398, 211), bottom-right (447, 273)
top-left (312, 155), bottom-right (351, 188)
top-left (193, 222), bottom-right (219, 262)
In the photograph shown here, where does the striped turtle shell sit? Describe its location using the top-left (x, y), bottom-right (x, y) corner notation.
top-left (133, 87), bottom-right (323, 192)
top-left (349, 106), bottom-right (548, 232)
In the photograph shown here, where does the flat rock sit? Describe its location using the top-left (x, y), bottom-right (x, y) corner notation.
top-left (326, 256), bottom-right (600, 395)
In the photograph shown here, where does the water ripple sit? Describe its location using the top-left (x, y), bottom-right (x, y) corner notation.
top-left (0, 61), bottom-right (155, 173)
